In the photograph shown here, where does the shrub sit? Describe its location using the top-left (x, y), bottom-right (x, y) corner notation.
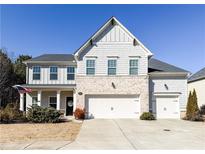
top-left (199, 105), bottom-right (205, 115)
top-left (185, 112), bottom-right (204, 121)
top-left (27, 105), bottom-right (62, 123)
top-left (74, 108), bottom-right (85, 120)
top-left (0, 103), bottom-right (23, 123)
top-left (186, 90), bottom-right (199, 120)
top-left (140, 112), bottom-right (155, 120)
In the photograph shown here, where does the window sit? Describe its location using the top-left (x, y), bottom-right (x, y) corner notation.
top-left (129, 59), bottom-right (138, 75)
top-left (86, 60), bottom-right (95, 75)
top-left (32, 96), bottom-right (38, 105)
top-left (50, 66), bottom-right (58, 80)
top-left (108, 59), bottom-right (117, 75)
top-left (67, 67), bottom-right (75, 80)
top-left (49, 97), bottom-right (57, 109)
top-left (33, 66), bottom-right (41, 80)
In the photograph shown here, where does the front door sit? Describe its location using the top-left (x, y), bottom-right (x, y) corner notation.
top-left (66, 97), bottom-right (73, 116)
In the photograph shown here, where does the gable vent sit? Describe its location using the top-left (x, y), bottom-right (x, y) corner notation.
top-left (133, 39), bottom-right (139, 46)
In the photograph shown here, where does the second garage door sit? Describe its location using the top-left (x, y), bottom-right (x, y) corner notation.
top-left (86, 95), bottom-right (140, 119)
top-left (156, 96), bottom-right (180, 119)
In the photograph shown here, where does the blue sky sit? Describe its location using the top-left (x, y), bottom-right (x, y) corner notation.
top-left (1, 4), bottom-right (205, 73)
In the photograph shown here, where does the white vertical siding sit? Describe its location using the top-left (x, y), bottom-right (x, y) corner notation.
top-left (28, 65), bottom-right (76, 85)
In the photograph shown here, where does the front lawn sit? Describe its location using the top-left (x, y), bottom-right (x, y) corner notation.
top-left (0, 122), bottom-right (82, 142)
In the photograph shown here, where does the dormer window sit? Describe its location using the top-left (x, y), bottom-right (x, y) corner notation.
top-left (50, 66), bottom-right (58, 80)
top-left (33, 66), bottom-right (41, 80)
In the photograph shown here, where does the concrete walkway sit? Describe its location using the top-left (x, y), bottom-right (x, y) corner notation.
top-left (1, 119), bottom-right (205, 150)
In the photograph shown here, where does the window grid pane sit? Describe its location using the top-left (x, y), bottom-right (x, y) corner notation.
top-left (130, 60), bottom-right (138, 67)
top-left (50, 67), bottom-right (58, 73)
top-left (86, 60), bottom-right (95, 75)
top-left (67, 67), bottom-right (75, 80)
top-left (50, 66), bottom-right (58, 80)
top-left (108, 60), bottom-right (116, 68)
top-left (86, 60), bottom-right (95, 68)
top-left (108, 60), bottom-right (117, 75)
top-left (108, 68), bottom-right (116, 75)
top-left (129, 60), bottom-right (138, 75)
top-left (49, 97), bottom-right (57, 108)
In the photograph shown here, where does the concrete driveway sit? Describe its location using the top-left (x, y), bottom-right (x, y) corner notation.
top-left (62, 119), bottom-right (205, 150)
top-left (1, 119), bottom-right (205, 150)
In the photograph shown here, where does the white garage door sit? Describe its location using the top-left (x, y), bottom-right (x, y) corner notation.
top-left (86, 95), bottom-right (140, 119)
top-left (156, 96), bottom-right (180, 119)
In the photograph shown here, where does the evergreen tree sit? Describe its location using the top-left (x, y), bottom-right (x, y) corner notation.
top-left (186, 91), bottom-right (193, 119)
top-left (192, 89), bottom-right (199, 113)
top-left (186, 89), bottom-right (199, 119)
top-left (0, 49), bottom-right (17, 107)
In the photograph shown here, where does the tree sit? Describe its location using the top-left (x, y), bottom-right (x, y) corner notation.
top-left (14, 55), bottom-right (32, 84)
top-left (186, 89), bottom-right (199, 119)
top-left (192, 89), bottom-right (199, 113)
top-left (0, 49), bottom-right (18, 107)
top-left (186, 91), bottom-right (193, 119)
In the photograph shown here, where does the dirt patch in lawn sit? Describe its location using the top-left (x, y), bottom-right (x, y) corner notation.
top-left (0, 121), bottom-right (82, 143)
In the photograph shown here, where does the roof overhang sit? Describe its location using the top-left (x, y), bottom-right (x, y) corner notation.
top-left (188, 77), bottom-right (205, 83)
top-left (22, 84), bottom-right (76, 90)
top-left (149, 72), bottom-right (189, 77)
top-left (74, 17), bottom-right (153, 59)
top-left (153, 92), bottom-right (181, 96)
top-left (24, 61), bottom-right (76, 65)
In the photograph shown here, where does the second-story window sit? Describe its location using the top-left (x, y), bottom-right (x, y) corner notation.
top-left (86, 60), bottom-right (95, 75)
top-left (67, 67), bottom-right (75, 80)
top-left (50, 66), bottom-right (58, 80)
top-left (108, 59), bottom-right (117, 75)
top-left (129, 59), bottom-right (138, 75)
top-left (33, 66), bottom-right (41, 80)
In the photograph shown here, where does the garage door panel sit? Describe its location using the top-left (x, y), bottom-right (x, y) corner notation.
top-left (156, 96), bottom-right (180, 119)
top-left (86, 95), bottom-right (140, 119)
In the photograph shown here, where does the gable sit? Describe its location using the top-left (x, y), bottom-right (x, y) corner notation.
top-left (95, 24), bottom-right (133, 43)
top-left (74, 17), bottom-right (153, 58)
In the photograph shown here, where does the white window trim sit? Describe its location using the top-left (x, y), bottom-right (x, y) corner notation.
top-left (32, 66), bottom-right (41, 80)
top-left (67, 66), bottom-right (75, 80)
top-left (129, 58), bottom-right (139, 75)
top-left (86, 59), bottom-right (96, 75)
top-left (49, 66), bottom-right (58, 80)
top-left (107, 59), bottom-right (117, 76)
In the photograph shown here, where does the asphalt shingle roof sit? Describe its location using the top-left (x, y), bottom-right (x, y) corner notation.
top-left (27, 54), bottom-right (74, 62)
top-left (148, 58), bottom-right (189, 73)
top-left (188, 67), bottom-right (205, 83)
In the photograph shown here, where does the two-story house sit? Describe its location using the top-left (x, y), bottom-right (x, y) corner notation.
top-left (21, 17), bottom-right (189, 119)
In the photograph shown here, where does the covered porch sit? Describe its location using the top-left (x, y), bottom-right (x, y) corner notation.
top-left (20, 84), bottom-right (76, 116)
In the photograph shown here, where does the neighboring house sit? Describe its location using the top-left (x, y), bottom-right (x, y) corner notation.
top-left (21, 17), bottom-right (189, 119)
top-left (188, 67), bottom-right (205, 108)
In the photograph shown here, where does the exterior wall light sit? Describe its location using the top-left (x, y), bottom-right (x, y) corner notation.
top-left (164, 84), bottom-right (169, 90)
top-left (112, 82), bottom-right (116, 89)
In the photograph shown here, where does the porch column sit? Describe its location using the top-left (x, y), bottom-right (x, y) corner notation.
top-left (57, 90), bottom-right (61, 110)
top-left (37, 90), bottom-right (41, 106)
top-left (19, 93), bottom-right (24, 111)
top-left (73, 89), bottom-right (77, 112)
